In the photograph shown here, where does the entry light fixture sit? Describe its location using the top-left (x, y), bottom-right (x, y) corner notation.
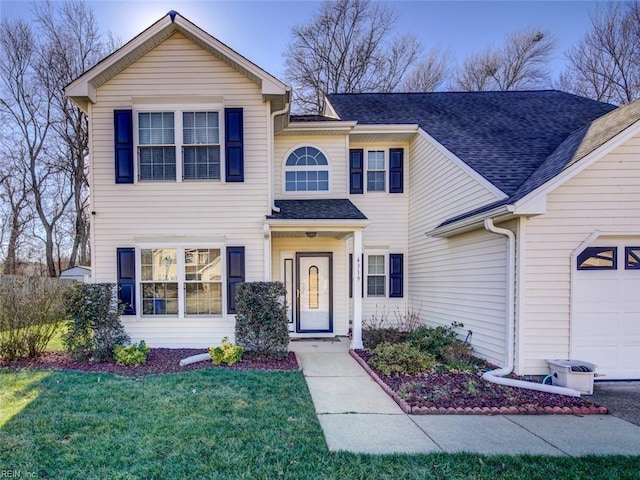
top-left (305, 232), bottom-right (317, 238)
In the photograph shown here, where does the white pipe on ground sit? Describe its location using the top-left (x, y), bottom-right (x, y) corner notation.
top-left (179, 353), bottom-right (211, 367)
top-left (483, 218), bottom-right (582, 398)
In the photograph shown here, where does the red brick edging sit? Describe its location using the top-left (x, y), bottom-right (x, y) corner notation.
top-left (349, 349), bottom-right (609, 416)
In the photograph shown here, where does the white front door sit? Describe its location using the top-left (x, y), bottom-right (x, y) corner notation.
top-left (296, 253), bottom-right (333, 333)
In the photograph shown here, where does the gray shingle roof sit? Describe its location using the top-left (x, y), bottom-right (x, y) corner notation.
top-left (438, 98), bottom-right (640, 227)
top-left (269, 199), bottom-right (367, 220)
top-left (327, 90), bottom-right (617, 196)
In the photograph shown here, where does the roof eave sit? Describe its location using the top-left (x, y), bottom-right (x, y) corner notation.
top-left (427, 205), bottom-right (514, 238)
top-left (281, 120), bottom-right (357, 135)
top-left (65, 11), bottom-right (289, 112)
top-left (265, 219), bottom-right (370, 230)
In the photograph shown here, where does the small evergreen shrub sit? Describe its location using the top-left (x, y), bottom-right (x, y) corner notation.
top-left (370, 341), bottom-right (436, 376)
top-left (209, 337), bottom-right (244, 366)
top-left (363, 327), bottom-right (408, 350)
top-left (362, 306), bottom-right (421, 349)
top-left (114, 341), bottom-right (150, 366)
top-left (0, 276), bottom-right (71, 360)
top-left (64, 283), bottom-right (129, 361)
top-left (407, 322), bottom-right (463, 358)
top-left (234, 282), bottom-right (289, 359)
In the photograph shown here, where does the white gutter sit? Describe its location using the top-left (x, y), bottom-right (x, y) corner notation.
top-left (483, 218), bottom-right (581, 397)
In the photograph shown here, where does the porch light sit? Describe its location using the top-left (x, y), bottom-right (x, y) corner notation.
top-left (305, 232), bottom-right (317, 238)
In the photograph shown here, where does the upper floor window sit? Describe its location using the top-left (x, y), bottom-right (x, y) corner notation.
top-left (138, 110), bottom-right (221, 182)
top-left (139, 112), bottom-right (176, 181)
top-left (367, 150), bottom-right (386, 192)
top-left (284, 146), bottom-right (329, 192)
top-left (183, 112), bottom-right (221, 180)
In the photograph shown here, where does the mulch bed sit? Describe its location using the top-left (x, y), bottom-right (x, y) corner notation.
top-left (351, 350), bottom-right (609, 415)
top-left (0, 348), bottom-right (299, 377)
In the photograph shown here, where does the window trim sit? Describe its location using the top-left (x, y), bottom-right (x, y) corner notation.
top-left (577, 246), bottom-right (618, 270)
top-left (282, 145), bottom-right (332, 195)
top-left (133, 103), bottom-right (226, 183)
top-left (135, 243), bottom-right (227, 318)
top-left (625, 246), bottom-right (640, 270)
top-left (365, 252), bottom-right (387, 297)
top-left (366, 150), bottom-right (386, 193)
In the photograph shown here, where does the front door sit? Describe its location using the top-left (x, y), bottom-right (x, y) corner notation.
top-left (296, 253), bottom-right (333, 333)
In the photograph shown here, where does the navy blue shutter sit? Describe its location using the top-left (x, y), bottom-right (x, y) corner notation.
top-left (117, 248), bottom-right (136, 315)
top-left (114, 110), bottom-right (134, 184)
top-left (225, 108), bottom-right (244, 182)
top-left (389, 148), bottom-right (404, 193)
top-left (226, 246), bottom-right (245, 314)
top-left (349, 149), bottom-right (364, 194)
top-left (389, 254), bottom-right (403, 298)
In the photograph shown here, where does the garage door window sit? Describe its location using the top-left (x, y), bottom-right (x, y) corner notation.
top-left (626, 247), bottom-right (640, 270)
top-left (577, 247), bottom-right (617, 270)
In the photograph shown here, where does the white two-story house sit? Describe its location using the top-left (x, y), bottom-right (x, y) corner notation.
top-left (67, 11), bottom-right (640, 379)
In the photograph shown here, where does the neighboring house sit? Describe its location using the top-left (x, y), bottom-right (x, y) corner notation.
top-left (59, 266), bottom-right (92, 283)
top-left (66, 11), bottom-right (640, 380)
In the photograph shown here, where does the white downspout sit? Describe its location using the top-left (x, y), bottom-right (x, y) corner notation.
top-left (483, 218), bottom-right (581, 397)
top-left (263, 99), bottom-right (290, 281)
top-left (268, 99), bottom-right (290, 215)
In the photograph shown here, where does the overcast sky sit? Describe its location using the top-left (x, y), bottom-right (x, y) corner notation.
top-left (1, 0), bottom-right (609, 81)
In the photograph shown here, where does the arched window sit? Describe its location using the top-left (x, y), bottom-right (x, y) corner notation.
top-left (284, 146), bottom-right (329, 192)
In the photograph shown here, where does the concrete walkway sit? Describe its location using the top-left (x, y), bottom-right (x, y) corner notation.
top-left (290, 338), bottom-right (640, 456)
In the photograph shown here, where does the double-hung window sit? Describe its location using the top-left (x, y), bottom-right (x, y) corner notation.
top-left (367, 254), bottom-right (386, 296)
top-left (137, 109), bottom-right (221, 182)
top-left (141, 248), bottom-right (179, 314)
top-left (183, 112), bottom-right (220, 180)
top-left (367, 150), bottom-right (386, 192)
top-left (140, 247), bottom-right (222, 316)
top-left (138, 112), bottom-right (176, 181)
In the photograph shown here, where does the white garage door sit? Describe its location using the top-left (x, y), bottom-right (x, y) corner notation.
top-left (573, 242), bottom-right (640, 380)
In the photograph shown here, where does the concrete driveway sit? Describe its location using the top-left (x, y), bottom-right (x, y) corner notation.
top-left (590, 382), bottom-right (640, 426)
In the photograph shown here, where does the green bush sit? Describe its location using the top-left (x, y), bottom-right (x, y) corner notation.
top-left (370, 341), bottom-right (436, 376)
top-left (0, 276), bottom-right (71, 360)
top-left (234, 282), bottom-right (289, 359)
top-left (209, 337), bottom-right (244, 366)
top-left (113, 341), bottom-right (150, 366)
top-left (407, 323), bottom-right (462, 358)
top-left (362, 306), bottom-right (421, 349)
top-left (63, 283), bottom-right (129, 361)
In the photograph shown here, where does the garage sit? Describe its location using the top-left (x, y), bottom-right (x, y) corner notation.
top-left (572, 240), bottom-right (640, 380)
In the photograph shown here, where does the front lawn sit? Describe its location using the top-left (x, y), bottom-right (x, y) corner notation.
top-left (1, 369), bottom-right (638, 479)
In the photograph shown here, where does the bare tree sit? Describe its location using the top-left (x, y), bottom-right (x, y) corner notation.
top-left (34, 0), bottom-right (110, 267)
top-left (284, 0), bottom-right (422, 113)
top-left (559, 3), bottom-right (640, 104)
top-left (0, 18), bottom-right (69, 277)
top-left (401, 47), bottom-right (450, 92)
top-left (453, 27), bottom-right (555, 91)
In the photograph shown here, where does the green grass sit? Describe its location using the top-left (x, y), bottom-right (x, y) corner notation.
top-left (45, 326), bottom-right (65, 351)
top-left (1, 369), bottom-right (638, 479)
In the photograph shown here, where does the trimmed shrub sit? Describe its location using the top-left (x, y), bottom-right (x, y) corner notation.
top-left (370, 341), bottom-right (436, 376)
top-left (407, 323), bottom-right (461, 358)
top-left (0, 276), bottom-right (71, 360)
top-left (114, 341), bottom-right (150, 366)
top-left (234, 282), bottom-right (289, 359)
top-left (64, 283), bottom-right (129, 361)
top-left (209, 337), bottom-right (244, 366)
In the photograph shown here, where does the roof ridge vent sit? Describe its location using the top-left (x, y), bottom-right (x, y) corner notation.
top-left (168, 10), bottom-right (178, 22)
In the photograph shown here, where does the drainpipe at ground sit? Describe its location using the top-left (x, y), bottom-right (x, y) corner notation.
top-left (483, 218), bottom-right (581, 397)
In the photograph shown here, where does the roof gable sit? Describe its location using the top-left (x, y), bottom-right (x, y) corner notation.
top-left (66, 10), bottom-right (289, 112)
top-left (327, 91), bottom-right (617, 196)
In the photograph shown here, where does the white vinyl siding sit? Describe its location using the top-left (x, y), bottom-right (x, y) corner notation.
top-left (348, 141), bottom-right (409, 321)
top-left (90, 32), bottom-right (267, 347)
top-left (407, 131), bottom-right (507, 366)
top-left (275, 136), bottom-right (347, 197)
top-left (521, 134), bottom-right (640, 375)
